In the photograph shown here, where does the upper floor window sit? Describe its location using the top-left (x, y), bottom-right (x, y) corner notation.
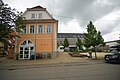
top-left (21, 25), bottom-right (26, 34)
top-left (30, 25), bottom-right (35, 34)
top-left (38, 13), bottom-right (42, 19)
top-left (46, 24), bottom-right (52, 33)
top-left (31, 13), bottom-right (35, 19)
top-left (38, 24), bottom-right (43, 33)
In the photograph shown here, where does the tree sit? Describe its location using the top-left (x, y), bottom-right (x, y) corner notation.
top-left (76, 37), bottom-right (83, 50)
top-left (96, 31), bottom-right (104, 45)
top-left (84, 21), bottom-right (104, 59)
top-left (62, 37), bottom-right (69, 49)
top-left (0, 0), bottom-right (24, 44)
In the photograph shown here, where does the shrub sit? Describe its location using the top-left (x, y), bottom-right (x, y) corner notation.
top-left (64, 49), bottom-right (68, 52)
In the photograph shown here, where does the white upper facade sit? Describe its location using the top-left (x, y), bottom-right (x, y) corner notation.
top-left (22, 6), bottom-right (53, 20)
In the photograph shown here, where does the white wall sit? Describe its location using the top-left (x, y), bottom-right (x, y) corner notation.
top-left (23, 11), bottom-right (52, 20)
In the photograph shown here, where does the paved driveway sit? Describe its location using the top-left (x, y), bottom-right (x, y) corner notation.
top-left (0, 52), bottom-right (107, 66)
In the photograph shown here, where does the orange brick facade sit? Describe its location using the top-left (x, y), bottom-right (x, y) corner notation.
top-left (16, 20), bottom-right (58, 52)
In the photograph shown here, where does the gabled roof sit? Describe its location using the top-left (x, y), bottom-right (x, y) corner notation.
top-left (27, 5), bottom-right (46, 11)
top-left (31, 5), bottom-right (44, 9)
top-left (23, 5), bottom-right (55, 20)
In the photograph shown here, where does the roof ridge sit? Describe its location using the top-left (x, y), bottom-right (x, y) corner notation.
top-left (31, 5), bottom-right (44, 9)
top-left (27, 5), bottom-right (46, 10)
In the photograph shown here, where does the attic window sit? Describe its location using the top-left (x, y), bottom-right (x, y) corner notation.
top-left (38, 13), bottom-right (42, 19)
top-left (31, 13), bottom-right (35, 19)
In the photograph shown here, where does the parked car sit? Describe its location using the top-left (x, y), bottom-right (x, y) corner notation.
top-left (57, 46), bottom-right (64, 52)
top-left (104, 48), bottom-right (120, 63)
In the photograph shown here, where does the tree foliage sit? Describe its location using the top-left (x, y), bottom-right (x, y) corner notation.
top-left (117, 40), bottom-right (120, 44)
top-left (62, 37), bottom-right (69, 48)
top-left (84, 21), bottom-right (104, 48)
top-left (76, 37), bottom-right (82, 50)
top-left (84, 21), bottom-right (96, 48)
top-left (84, 21), bottom-right (104, 59)
top-left (0, 0), bottom-right (24, 43)
top-left (96, 31), bottom-right (104, 45)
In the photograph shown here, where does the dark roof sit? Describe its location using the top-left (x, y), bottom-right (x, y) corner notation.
top-left (27, 5), bottom-right (46, 11)
top-left (57, 33), bottom-right (84, 38)
top-left (31, 5), bottom-right (44, 9)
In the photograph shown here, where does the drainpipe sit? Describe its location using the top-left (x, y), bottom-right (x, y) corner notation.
top-left (34, 20), bottom-right (37, 60)
top-left (14, 31), bottom-right (18, 60)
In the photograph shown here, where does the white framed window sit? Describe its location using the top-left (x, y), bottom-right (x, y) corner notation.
top-left (19, 40), bottom-right (34, 59)
top-left (21, 25), bottom-right (26, 34)
top-left (46, 24), bottom-right (52, 33)
top-left (38, 24), bottom-right (43, 34)
top-left (31, 13), bottom-right (35, 19)
top-left (21, 40), bottom-right (32, 45)
top-left (38, 13), bottom-right (42, 19)
top-left (29, 25), bottom-right (35, 34)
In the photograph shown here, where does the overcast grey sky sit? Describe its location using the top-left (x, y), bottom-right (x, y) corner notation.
top-left (3, 0), bottom-right (120, 42)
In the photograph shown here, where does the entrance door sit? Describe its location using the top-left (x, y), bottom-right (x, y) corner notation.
top-left (24, 47), bottom-right (29, 59)
top-left (19, 40), bottom-right (34, 59)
